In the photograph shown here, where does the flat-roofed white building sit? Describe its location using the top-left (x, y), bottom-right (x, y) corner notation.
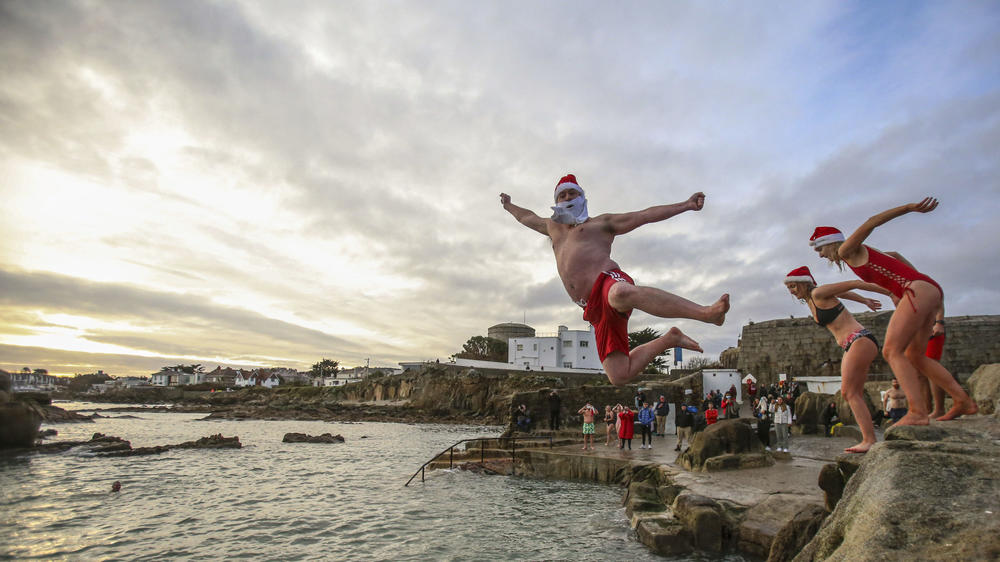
top-left (509, 325), bottom-right (602, 370)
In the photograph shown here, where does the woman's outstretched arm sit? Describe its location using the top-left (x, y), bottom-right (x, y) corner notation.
top-left (839, 197), bottom-right (938, 262)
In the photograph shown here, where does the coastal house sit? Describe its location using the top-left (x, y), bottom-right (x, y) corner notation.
top-left (205, 367), bottom-right (239, 387)
top-left (11, 368), bottom-right (60, 391)
top-left (234, 371), bottom-right (281, 388)
top-left (509, 325), bottom-right (602, 370)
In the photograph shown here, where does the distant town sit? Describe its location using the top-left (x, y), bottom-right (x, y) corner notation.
top-left (5, 322), bottom-right (694, 395)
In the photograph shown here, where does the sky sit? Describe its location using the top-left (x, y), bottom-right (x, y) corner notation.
top-left (1, 1), bottom-right (998, 378)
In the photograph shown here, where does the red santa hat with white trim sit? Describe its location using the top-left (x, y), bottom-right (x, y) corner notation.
top-left (784, 266), bottom-right (816, 285)
top-left (554, 174), bottom-right (584, 202)
top-left (809, 226), bottom-right (845, 248)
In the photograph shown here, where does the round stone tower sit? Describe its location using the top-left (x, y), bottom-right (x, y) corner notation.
top-left (488, 323), bottom-right (535, 343)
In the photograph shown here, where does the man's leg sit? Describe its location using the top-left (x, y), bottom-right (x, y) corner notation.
top-left (608, 283), bottom-right (730, 326)
top-left (603, 327), bottom-right (703, 386)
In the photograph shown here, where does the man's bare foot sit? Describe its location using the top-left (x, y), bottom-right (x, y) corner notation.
top-left (936, 400), bottom-right (978, 421)
top-left (893, 412), bottom-right (930, 426)
top-left (665, 327), bottom-right (703, 353)
top-left (705, 293), bottom-right (730, 326)
top-left (845, 441), bottom-right (875, 454)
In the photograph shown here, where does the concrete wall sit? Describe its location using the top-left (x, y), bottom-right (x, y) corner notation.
top-left (734, 312), bottom-right (1000, 386)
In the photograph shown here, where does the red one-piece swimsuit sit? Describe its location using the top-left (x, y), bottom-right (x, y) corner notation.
top-left (848, 245), bottom-right (943, 307)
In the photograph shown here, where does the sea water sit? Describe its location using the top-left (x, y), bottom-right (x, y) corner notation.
top-left (0, 402), bottom-right (743, 561)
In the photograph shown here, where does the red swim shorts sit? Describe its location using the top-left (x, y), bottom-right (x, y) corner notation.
top-left (582, 269), bottom-right (634, 362)
top-left (925, 333), bottom-right (945, 361)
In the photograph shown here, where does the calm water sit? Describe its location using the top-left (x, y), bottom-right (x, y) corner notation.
top-left (0, 402), bottom-right (693, 561)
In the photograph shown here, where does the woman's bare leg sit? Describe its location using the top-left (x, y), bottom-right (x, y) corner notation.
top-left (841, 338), bottom-right (878, 453)
top-left (884, 282), bottom-right (975, 425)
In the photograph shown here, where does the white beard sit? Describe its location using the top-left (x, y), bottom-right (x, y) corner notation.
top-left (550, 196), bottom-right (589, 225)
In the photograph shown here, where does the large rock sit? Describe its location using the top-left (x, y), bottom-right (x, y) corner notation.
top-left (739, 494), bottom-right (824, 559)
top-left (832, 388), bottom-right (877, 427)
top-left (0, 370), bottom-right (11, 392)
top-left (968, 363), bottom-right (1000, 417)
top-left (794, 418), bottom-right (1000, 561)
top-left (282, 432), bottom-right (345, 443)
top-left (0, 402), bottom-right (42, 448)
top-left (791, 392), bottom-right (833, 435)
top-left (678, 419), bottom-right (773, 472)
top-left (766, 504), bottom-right (827, 562)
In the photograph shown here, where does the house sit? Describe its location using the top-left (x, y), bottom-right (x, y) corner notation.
top-left (205, 367), bottom-right (239, 387)
top-left (509, 325), bottom-right (602, 370)
top-left (11, 368), bottom-right (60, 391)
top-left (234, 370), bottom-right (281, 388)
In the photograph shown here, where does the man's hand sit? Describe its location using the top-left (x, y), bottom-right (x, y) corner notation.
top-left (500, 193), bottom-right (511, 207)
top-left (909, 197), bottom-right (938, 214)
top-left (687, 192), bottom-right (706, 211)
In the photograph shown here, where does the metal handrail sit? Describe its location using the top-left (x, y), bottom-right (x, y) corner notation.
top-left (404, 434), bottom-right (553, 486)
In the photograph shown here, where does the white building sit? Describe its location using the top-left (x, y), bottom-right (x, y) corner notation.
top-left (509, 325), bottom-right (602, 371)
top-left (234, 372), bottom-right (281, 388)
top-left (702, 369), bottom-right (743, 402)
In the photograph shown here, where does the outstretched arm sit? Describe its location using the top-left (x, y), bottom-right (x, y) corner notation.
top-left (839, 198), bottom-right (938, 262)
top-left (813, 280), bottom-right (892, 301)
top-left (606, 192), bottom-right (704, 235)
top-left (839, 291), bottom-right (883, 312)
top-left (500, 193), bottom-right (548, 236)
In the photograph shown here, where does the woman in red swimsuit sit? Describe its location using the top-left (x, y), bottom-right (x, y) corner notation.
top-left (810, 198), bottom-right (977, 426)
top-left (784, 266), bottom-right (888, 452)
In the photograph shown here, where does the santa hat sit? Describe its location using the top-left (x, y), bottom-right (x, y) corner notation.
top-left (809, 226), bottom-right (845, 248)
top-left (784, 266), bottom-right (816, 285)
top-left (554, 174), bottom-right (584, 202)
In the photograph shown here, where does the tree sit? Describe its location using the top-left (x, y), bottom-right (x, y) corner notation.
top-left (66, 372), bottom-right (112, 393)
top-left (455, 336), bottom-right (508, 362)
top-left (310, 358), bottom-right (339, 379)
top-left (166, 364), bottom-right (204, 374)
top-left (628, 328), bottom-right (672, 373)
top-left (686, 357), bottom-right (722, 370)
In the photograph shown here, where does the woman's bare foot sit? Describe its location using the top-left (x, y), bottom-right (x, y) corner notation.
top-left (705, 294), bottom-right (730, 326)
top-left (845, 441), bottom-right (875, 454)
top-left (936, 400), bottom-right (978, 421)
top-left (893, 412), bottom-right (930, 426)
top-left (930, 409), bottom-right (946, 418)
top-left (665, 327), bottom-right (703, 353)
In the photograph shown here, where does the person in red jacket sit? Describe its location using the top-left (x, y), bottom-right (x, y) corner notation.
top-left (616, 404), bottom-right (635, 450)
top-left (705, 404), bottom-right (719, 425)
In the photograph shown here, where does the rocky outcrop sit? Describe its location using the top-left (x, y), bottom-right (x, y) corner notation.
top-left (20, 432), bottom-right (242, 457)
top-left (282, 432), bottom-right (345, 443)
top-left (678, 419), bottom-right (773, 472)
top-left (0, 402), bottom-right (42, 448)
top-left (968, 363), bottom-right (1000, 417)
top-left (739, 495), bottom-right (824, 559)
top-left (796, 418), bottom-right (1000, 561)
top-left (791, 392), bottom-right (832, 435)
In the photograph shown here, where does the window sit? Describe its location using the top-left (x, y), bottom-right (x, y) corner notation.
top-left (532, 343), bottom-right (537, 351)
top-left (516, 344), bottom-right (523, 351)
top-left (563, 362), bottom-right (573, 368)
top-left (563, 340), bottom-right (573, 347)
top-left (579, 341), bottom-right (589, 348)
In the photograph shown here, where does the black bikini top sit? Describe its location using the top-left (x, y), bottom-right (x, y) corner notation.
top-left (813, 301), bottom-right (845, 327)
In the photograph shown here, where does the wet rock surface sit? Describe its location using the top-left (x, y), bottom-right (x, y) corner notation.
top-left (796, 416), bottom-right (1000, 561)
top-left (282, 432), bottom-right (345, 443)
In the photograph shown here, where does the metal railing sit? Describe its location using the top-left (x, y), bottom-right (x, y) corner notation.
top-left (404, 435), bottom-right (553, 486)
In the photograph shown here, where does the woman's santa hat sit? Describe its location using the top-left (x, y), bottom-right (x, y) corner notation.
top-left (554, 174), bottom-right (584, 201)
top-left (784, 266), bottom-right (816, 285)
top-left (809, 226), bottom-right (845, 248)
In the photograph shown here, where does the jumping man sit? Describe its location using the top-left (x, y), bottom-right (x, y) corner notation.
top-left (500, 174), bottom-right (730, 386)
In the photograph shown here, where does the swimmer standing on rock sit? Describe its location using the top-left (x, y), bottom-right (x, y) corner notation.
top-left (500, 174), bottom-right (730, 386)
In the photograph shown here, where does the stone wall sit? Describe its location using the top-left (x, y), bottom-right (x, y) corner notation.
top-left (733, 313), bottom-right (1000, 386)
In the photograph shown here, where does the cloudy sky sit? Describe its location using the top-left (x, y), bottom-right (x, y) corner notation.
top-left (1, 1), bottom-right (998, 377)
